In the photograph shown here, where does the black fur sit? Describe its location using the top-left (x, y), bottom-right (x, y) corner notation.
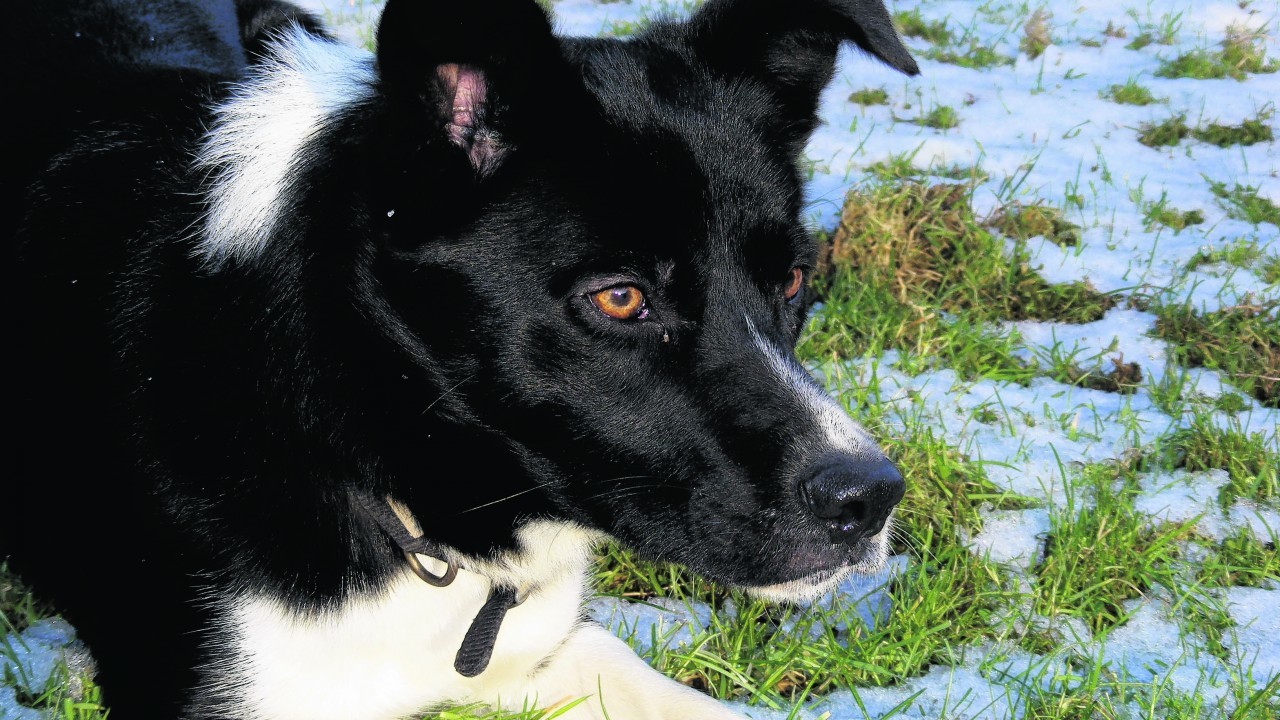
top-left (4, 0), bottom-right (916, 716)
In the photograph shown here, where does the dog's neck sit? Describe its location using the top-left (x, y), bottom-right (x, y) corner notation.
top-left (354, 490), bottom-right (604, 676)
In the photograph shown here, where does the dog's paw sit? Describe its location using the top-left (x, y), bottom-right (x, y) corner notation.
top-left (510, 624), bottom-right (746, 720)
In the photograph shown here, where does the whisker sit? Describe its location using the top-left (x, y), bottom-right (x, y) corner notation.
top-left (583, 484), bottom-right (672, 503)
top-left (422, 373), bottom-right (477, 415)
top-left (456, 480), bottom-right (557, 515)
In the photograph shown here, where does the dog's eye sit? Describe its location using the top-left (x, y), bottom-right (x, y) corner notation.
top-left (590, 286), bottom-right (648, 320)
top-left (784, 268), bottom-right (804, 302)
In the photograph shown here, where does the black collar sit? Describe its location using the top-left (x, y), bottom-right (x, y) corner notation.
top-left (353, 491), bottom-right (520, 677)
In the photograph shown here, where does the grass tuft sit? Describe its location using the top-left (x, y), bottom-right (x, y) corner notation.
top-left (1155, 27), bottom-right (1279, 81)
top-left (1143, 412), bottom-right (1280, 504)
top-left (1195, 528), bottom-right (1280, 589)
top-left (1138, 115), bottom-right (1190, 147)
top-left (1207, 179), bottom-right (1280, 226)
top-left (1101, 79), bottom-right (1161, 105)
top-left (1047, 353), bottom-right (1145, 394)
top-left (1186, 238), bottom-right (1265, 273)
top-left (801, 183), bottom-right (1114, 379)
top-left (988, 202), bottom-right (1083, 246)
top-left (911, 104), bottom-right (960, 130)
top-left (1021, 9), bottom-right (1053, 59)
top-left (1140, 113), bottom-right (1274, 148)
top-left (1262, 255), bottom-right (1280, 285)
top-left (1193, 116), bottom-right (1274, 148)
top-left (1142, 194), bottom-right (1204, 232)
top-left (1034, 464), bottom-right (1194, 634)
top-left (848, 87), bottom-right (889, 106)
top-left (926, 42), bottom-right (1016, 70)
top-left (1152, 299), bottom-right (1280, 409)
top-left (0, 563), bottom-right (48, 634)
top-left (894, 9), bottom-right (953, 45)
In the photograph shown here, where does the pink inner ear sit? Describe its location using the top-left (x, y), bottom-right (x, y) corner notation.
top-left (436, 63), bottom-right (504, 176)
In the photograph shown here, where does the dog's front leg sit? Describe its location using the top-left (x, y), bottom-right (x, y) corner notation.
top-left (516, 623), bottom-right (746, 720)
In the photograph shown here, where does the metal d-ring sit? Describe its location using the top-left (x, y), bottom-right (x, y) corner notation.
top-left (404, 549), bottom-right (459, 587)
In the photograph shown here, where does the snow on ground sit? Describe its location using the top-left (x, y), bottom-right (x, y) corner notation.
top-left (554, 0), bottom-right (1280, 716)
top-left (5, 1), bottom-right (1277, 719)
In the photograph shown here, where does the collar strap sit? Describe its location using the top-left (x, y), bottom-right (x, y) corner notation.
top-left (353, 491), bottom-right (518, 677)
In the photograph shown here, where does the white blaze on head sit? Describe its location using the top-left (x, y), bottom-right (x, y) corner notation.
top-left (193, 25), bottom-right (376, 266)
top-left (745, 316), bottom-right (880, 458)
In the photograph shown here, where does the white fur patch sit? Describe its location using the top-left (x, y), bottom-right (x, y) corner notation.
top-left (212, 521), bottom-right (604, 720)
top-left (745, 317), bottom-right (880, 457)
top-left (193, 26), bottom-right (376, 265)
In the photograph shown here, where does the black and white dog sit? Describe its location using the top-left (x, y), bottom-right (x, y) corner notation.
top-left (4, 0), bottom-right (917, 717)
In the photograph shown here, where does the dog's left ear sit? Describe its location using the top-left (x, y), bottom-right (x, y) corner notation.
top-left (685, 0), bottom-right (918, 149)
top-left (374, 0), bottom-right (566, 179)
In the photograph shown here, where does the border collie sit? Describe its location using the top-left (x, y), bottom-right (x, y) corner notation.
top-left (4, 0), bottom-right (917, 717)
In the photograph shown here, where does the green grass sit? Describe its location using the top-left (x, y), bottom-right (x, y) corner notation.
top-left (609, 544), bottom-right (1019, 699)
top-left (1038, 347), bottom-right (1145, 394)
top-left (1, 567), bottom-right (109, 720)
top-left (891, 7), bottom-right (1016, 69)
top-left (1021, 9), bottom-right (1053, 60)
top-left (925, 41), bottom-right (1016, 70)
top-left (1034, 463), bottom-right (1195, 634)
top-left (598, 0), bottom-right (705, 38)
top-left (1186, 238), bottom-right (1266, 273)
top-left (1126, 33), bottom-right (1156, 51)
top-left (1194, 116), bottom-right (1274, 147)
top-left (1151, 299), bottom-right (1280, 409)
top-left (988, 202), bottom-right (1083, 246)
top-left (1138, 115), bottom-right (1191, 147)
top-left (1126, 7), bottom-right (1183, 48)
top-left (1155, 28), bottom-right (1279, 80)
top-left (799, 183), bottom-right (1113, 380)
top-left (1142, 194), bottom-right (1204, 232)
top-left (1101, 79), bottom-right (1161, 105)
top-left (0, 562), bottom-right (47, 634)
top-left (1262, 255), bottom-right (1280, 285)
top-left (848, 87), bottom-right (890, 106)
top-left (1195, 528), bottom-right (1280, 589)
top-left (1208, 179), bottom-right (1280, 227)
top-left (894, 9), bottom-right (953, 45)
top-left (1140, 112), bottom-right (1274, 149)
top-left (862, 151), bottom-right (988, 184)
top-left (1143, 412), bottom-right (1280, 504)
top-left (883, 423), bottom-right (1039, 554)
top-left (910, 104), bottom-right (960, 130)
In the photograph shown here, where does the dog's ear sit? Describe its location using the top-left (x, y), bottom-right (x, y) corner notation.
top-left (374, 0), bottom-right (564, 179)
top-left (685, 0), bottom-right (917, 147)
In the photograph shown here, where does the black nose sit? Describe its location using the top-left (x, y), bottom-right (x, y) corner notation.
top-left (799, 455), bottom-right (905, 545)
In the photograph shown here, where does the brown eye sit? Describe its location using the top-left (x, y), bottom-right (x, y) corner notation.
top-left (591, 285), bottom-right (648, 320)
top-left (784, 267), bottom-right (804, 302)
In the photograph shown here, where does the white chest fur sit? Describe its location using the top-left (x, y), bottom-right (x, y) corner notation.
top-left (218, 522), bottom-right (603, 720)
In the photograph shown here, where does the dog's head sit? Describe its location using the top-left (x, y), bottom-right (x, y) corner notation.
top-left (205, 0), bottom-right (917, 598)
top-left (370, 0), bottom-right (917, 598)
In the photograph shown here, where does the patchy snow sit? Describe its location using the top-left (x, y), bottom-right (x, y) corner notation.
top-left (968, 508), bottom-right (1052, 569)
top-left (7, 0), bottom-right (1277, 719)
top-left (1135, 469), bottom-right (1234, 540)
top-left (1223, 583), bottom-right (1280, 683)
top-left (0, 618), bottom-right (94, 720)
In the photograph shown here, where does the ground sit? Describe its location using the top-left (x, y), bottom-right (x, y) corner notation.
top-left (3, 1), bottom-right (1278, 718)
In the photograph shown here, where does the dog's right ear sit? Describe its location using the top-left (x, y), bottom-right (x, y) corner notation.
top-left (374, 0), bottom-right (565, 179)
top-left (685, 0), bottom-right (917, 151)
